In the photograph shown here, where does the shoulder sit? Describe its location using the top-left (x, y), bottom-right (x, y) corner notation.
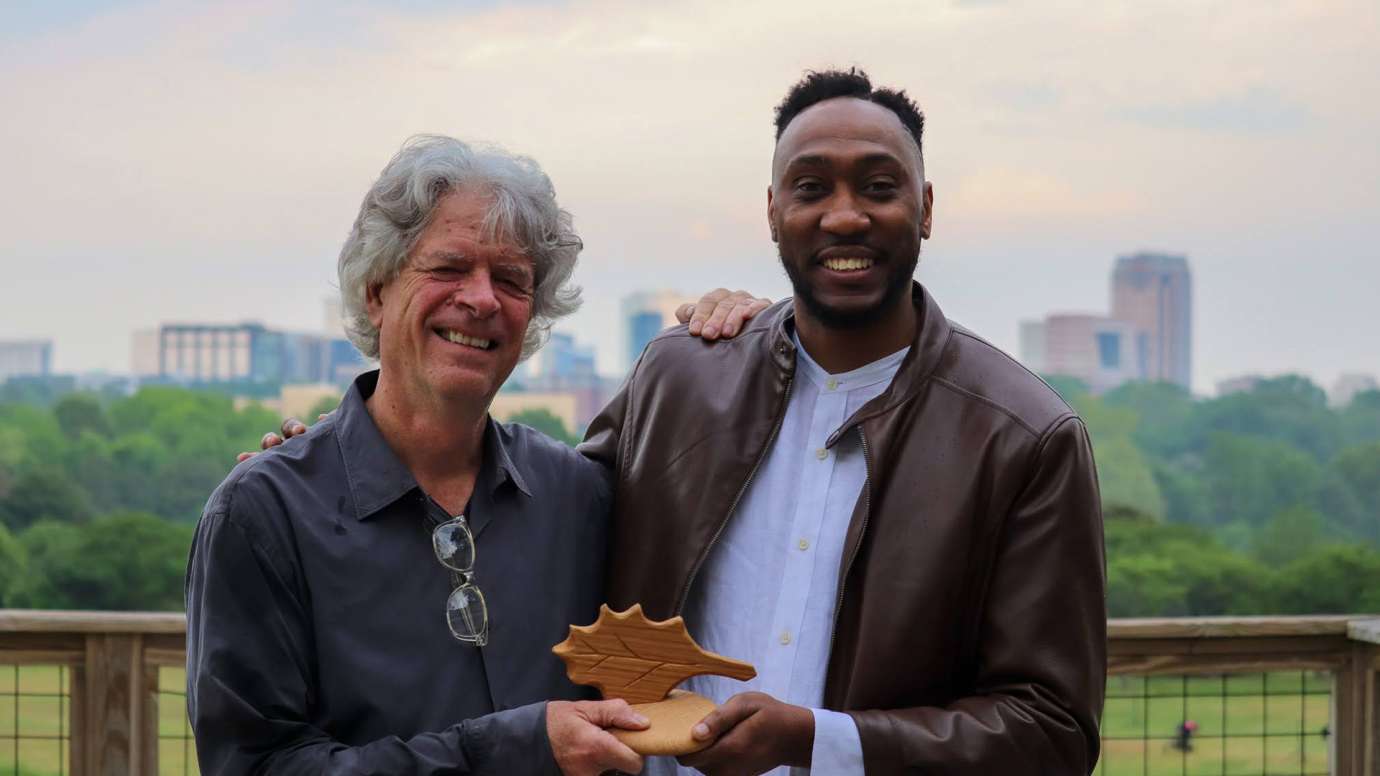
top-left (932, 321), bottom-right (1078, 439)
top-left (202, 420), bottom-right (340, 537)
top-left (633, 303), bottom-right (780, 383)
top-left (493, 420), bottom-right (610, 500)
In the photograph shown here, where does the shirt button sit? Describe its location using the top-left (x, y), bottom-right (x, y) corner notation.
top-left (779, 631), bottom-right (792, 646)
top-left (826, 377), bottom-right (838, 391)
top-left (815, 448), bottom-right (828, 460)
top-left (798, 538), bottom-right (810, 551)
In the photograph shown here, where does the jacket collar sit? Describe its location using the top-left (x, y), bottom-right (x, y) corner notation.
top-left (764, 282), bottom-right (953, 447)
top-left (334, 370), bottom-right (531, 522)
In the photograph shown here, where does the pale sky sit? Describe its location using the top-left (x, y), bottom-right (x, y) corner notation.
top-left (2, 0), bottom-right (1377, 394)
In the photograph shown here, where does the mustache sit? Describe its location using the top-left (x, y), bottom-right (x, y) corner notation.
top-left (815, 240), bottom-right (882, 261)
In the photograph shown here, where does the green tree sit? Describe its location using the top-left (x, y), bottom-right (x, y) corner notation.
top-left (1330, 442), bottom-right (1380, 542)
top-left (1093, 436), bottom-right (1166, 519)
top-left (1203, 433), bottom-right (1320, 527)
top-left (1192, 375), bottom-right (1341, 460)
top-left (1268, 544), bottom-right (1380, 614)
top-left (8, 513), bottom-right (194, 611)
top-left (1152, 459), bottom-right (1212, 526)
top-left (508, 408), bottom-right (580, 446)
top-left (53, 393), bottom-right (112, 439)
top-left (1102, 381), bottom-right (1196, 458)
top-left (1252, 506), bottom-right (1327, 566)
top-left (1076, 394), bottom-right (1166, 518)
top-left (1340, 390), bottom-right (1380, 446)
top-left (0, 467), bottom-right (94, 531)
top-left (1104, 512), bottom-right (1270, 616)
top-left (0, 523), bottom-right (24, 606)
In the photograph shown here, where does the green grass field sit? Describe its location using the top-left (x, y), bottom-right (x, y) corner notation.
top-left (0, 667), bottom-right (1335, 776)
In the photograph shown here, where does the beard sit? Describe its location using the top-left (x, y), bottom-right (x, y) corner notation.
top-left (779, 246), bottom-right (919, 329)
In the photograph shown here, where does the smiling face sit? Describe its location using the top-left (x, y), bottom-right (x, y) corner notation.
top-left (769, 97), bottom-right (934, 329)
top-left (367, 190), bottom-right (535, 407)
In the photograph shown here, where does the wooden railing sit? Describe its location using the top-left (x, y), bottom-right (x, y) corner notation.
top-left (2, 610), bottom-right (1378, 775)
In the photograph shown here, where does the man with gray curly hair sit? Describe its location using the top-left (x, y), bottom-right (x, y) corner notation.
top-left (185, 136), bottom-right (764, 775)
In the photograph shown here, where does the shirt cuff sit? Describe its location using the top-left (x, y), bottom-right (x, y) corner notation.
top-left (460, 701), bottom-right (558, 776)
top-left (807, 707), bottom-right (864, 774)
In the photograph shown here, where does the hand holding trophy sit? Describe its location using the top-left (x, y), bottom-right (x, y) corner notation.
top-left (553, 604), bottom-right (756, 755)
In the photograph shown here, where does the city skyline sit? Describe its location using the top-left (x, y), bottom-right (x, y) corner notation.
top-left (2, 1), bottom-right (1377, 394)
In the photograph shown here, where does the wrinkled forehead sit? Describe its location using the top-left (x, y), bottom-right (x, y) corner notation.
top-left (773, 97), bottom-right (922, 179)
top-left (421, 190), bottom-right (534, 258)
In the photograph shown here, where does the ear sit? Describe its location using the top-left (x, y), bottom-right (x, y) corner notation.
top-left (365, 281), bottom-right (387, 330)
top-left (920, 182), bottom-right (934, 240)
top-left (766, 185), bottom-right (778, 243)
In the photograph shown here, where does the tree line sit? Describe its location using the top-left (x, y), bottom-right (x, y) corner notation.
top-left (0, 376), bottom-right (1377, 615)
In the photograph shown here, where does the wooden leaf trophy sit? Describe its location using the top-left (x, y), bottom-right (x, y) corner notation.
top-left (552, 604), bottom-right (756, 756)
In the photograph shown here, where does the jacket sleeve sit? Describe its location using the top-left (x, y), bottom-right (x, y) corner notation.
top-left (578, 357), bottom-right (639, 479)
top-left (185, 505), bottom-right (558, 776)
top-left (847, 415), bottom-right (1107, 775)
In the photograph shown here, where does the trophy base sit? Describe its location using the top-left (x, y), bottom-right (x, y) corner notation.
top-left (610, 689), bottom-right (716, 756)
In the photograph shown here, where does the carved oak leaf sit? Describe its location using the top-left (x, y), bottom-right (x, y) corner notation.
top-left (552, 604), bottom-right (757, 704)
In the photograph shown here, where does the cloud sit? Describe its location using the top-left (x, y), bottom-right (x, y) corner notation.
top-left (1119, 87), bottom-right (1311, 133)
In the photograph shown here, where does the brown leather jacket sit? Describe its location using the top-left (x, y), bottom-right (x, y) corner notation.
top-left (582, 284), bottom-right (1106, 774)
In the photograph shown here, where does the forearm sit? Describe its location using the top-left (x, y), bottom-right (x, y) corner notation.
top-left (847, 689), bottom-right (1098, 774)
top-left (231, 703), bottom-right (554, 776)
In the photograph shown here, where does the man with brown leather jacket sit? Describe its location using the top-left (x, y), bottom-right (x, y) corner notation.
top-left (582, 69), bottom-right (1107, 775)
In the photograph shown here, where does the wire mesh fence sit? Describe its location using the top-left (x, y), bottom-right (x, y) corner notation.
top-left (1098, 671), bottom-right (1333, 776)
top-left (0, 665), bottom-right (70, 776)
top-left (0, 656), bottom-right (1359, 776)
top-left (156, 667), bottom-right (198, 776)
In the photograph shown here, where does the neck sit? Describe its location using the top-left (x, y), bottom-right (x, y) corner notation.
top-left (794, 292), bottom-right (918, 374)
top-left (366, 370), bottom-right (487, 512)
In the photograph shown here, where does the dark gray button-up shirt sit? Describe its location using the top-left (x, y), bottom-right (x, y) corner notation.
top-left (186, 371), bottom-right (609, 775)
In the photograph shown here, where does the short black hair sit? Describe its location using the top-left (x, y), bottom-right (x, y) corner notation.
top-left (773, 68), bottom-right (925, 161)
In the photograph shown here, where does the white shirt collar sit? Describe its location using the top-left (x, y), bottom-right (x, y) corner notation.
top-left (791, 330), bottom-right (911, 393)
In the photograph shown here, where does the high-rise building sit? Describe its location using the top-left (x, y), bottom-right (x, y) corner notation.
top-left (529, 332), bottom-right (597, 383)
top-left (1018, 321), bottom-right (1048, 374)
top-left (130, 328), bottom-right (161, 377)
top-left (0, 340), bottom-right (53, 382)
top-left (621, 290), bottom-right (695, 371)
top-left (1110, 252), bottom-right (1193, 390)
top-left (1018, 315), bottom-right (1138, 394)
top-left (512, 331), bottom-right (611, 430)
top-left (144, 322), bottom-right (367, 387)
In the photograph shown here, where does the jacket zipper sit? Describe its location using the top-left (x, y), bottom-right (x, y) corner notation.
top-left (674, 374), bottom-right (796, 615)
top-left (828, 427), bottom-right (873, 655)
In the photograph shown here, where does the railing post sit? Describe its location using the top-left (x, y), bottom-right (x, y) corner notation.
top-left (1345, 619), bottom-right (1380, 776)
top-left (82, 633), bottom-right (142, 775)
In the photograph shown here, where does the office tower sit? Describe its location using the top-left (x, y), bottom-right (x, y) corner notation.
top-left (530, 332), bottom-right (598, 384)
top-left (1022, 315), bottom-right (1138, 394)
top-left (1110, 252), bottom-right (1193, 390)
top-left (130, 329), bottom-right (161, 378)
top-left (152, 322), bottom-right (366, 386)
top-left (621, 290), bottom-right (695, 371)
top-left (1018, 320), bottom-right (1048, 373)
top-left (0, 340), bottom-right (53, 382)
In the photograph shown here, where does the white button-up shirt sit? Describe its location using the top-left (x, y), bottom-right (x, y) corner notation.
top-left (646, 335), bottom-right (908, 776)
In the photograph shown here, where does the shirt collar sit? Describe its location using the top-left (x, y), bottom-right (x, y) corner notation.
top-left (790, 330), bottom-right (911, 392)
top-left (334, 370), bottom-right (531, 522)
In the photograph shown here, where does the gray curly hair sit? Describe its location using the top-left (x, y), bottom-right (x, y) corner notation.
top-left (338, 135), bottom-right (582, 359)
